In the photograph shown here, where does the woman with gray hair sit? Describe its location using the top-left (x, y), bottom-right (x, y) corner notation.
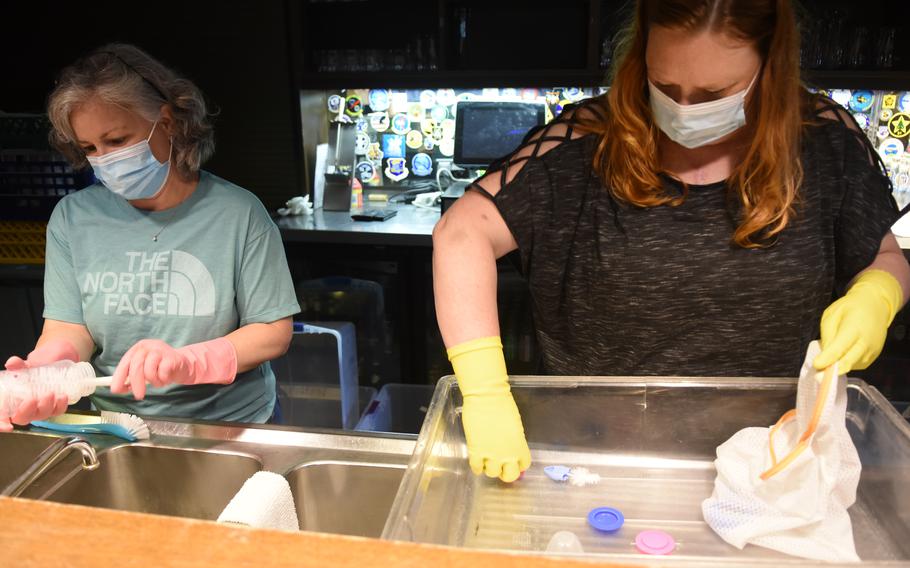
top-left (1, 44), bottom-right (300, 428)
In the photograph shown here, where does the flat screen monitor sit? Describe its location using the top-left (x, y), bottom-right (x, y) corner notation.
top-left (453, 101), bottom-right (545, 169)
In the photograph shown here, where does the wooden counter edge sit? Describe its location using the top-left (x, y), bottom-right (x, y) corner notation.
top-left (0, 497), bottom-right (646, 567)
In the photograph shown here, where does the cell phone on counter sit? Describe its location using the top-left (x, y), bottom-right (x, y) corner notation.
top-left (351, 208), bottom-right (397, 222)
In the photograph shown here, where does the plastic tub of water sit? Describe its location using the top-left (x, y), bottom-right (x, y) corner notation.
top-left (383, 375), bottom-right (910, 566)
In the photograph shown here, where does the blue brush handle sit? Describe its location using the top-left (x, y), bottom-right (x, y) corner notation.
top-left (31, 420), bottom-right (136, 442)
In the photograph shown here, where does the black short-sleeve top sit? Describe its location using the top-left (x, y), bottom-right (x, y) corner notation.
top-left (474, 99), bottom-right (899, 377)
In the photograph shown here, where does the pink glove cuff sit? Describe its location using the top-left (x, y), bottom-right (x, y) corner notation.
top-left (176, 337), bottom-right (238, 385)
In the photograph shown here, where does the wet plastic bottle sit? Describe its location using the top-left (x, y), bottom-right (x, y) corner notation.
top-left (0, 361), bottom-right (100, 418)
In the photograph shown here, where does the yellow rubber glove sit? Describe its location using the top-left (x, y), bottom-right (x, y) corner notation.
top-left (448, 336), bottom-right (531, 482)
top-left (815, 269), bottom-right (904, 374)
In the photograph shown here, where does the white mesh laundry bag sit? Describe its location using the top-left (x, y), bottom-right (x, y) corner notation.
top-left (702, 341), bottom-right (861, 562)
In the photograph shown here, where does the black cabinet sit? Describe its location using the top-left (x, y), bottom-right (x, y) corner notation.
top-left (292, 0), bottom-right (621, 88)
top-left (282, 239), bottom-right (539, 387)
top-left (443, 1), bottom-right (592, 72)
top-left (292, 0), bottom-right (910, 90)
top-left (800, 0), bottom-right (910, 90)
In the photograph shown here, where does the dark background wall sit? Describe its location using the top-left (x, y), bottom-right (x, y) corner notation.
top-left (0, 0), bottom-right (302, 211)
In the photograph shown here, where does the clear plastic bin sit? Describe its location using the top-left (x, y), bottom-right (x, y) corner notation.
top-left (383, 375), bottom-right (910, 566)
top-left (295, 277), bottom-right (392, 387)
top-left (270, 321), bottom-right (359, 429)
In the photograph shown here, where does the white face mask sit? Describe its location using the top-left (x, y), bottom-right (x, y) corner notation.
top-left (87, 120), bottom-right (171, 200)
top-left (648, 72), bottom-right (759, 149)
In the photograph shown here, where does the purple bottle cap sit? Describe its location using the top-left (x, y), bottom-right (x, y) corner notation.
top-left (635, 530), bottom-right (676, 555)
top-left (587, 507), bottom-right (624, 532)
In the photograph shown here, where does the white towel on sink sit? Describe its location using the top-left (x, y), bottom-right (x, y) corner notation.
top-left (217, 471), bottom-right (299, 531)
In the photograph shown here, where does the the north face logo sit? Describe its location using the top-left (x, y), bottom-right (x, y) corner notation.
top-left (82, 250), bottom-right (216, 317)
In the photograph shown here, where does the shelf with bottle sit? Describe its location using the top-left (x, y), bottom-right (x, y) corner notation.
top-left (294, 0), bottom-right (610, 89)
top-left (309, 36), bottom-right (439, 75)
top-left (797, 0), bottom-right (908, 88)
top-left (298, 69), bottom-right (610, 90)
top-left (803, 70), bottom-right (910, 91)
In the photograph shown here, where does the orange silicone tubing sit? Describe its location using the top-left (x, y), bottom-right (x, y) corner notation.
top-left (760, 366), bottom-right (835, 481)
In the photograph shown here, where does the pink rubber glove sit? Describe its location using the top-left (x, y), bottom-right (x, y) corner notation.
top-left (1, 339), bottom-right (79, 431)
top-left (110, 338), bottom-right (238, 400)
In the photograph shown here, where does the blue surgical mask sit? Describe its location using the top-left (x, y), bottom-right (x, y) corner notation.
top-left (648, 73), bottom-right (758, 149)
top-left (87, 120), bottom-right (171, 200)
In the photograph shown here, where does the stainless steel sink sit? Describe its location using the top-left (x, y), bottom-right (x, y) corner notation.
top-left (9, 417), bottom-right (416, 535)
top-left (43, 444), bottom-right (262, 520)
top-left (287, 460), bottom-right (405, 537)
top-left (0, 431), bottom-right (83, 497)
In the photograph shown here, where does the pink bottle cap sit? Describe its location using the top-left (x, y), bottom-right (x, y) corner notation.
top-left (635, 530), bottom-right (675, 555)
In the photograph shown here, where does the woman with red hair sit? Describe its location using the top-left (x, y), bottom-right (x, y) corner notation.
top-left (433, 0), bottom-right (910, 482)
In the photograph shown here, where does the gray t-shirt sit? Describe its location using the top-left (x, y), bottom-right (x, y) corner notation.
top-left (44, 171), bottom-right (300, 422)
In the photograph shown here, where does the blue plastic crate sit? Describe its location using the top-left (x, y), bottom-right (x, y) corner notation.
top-left (270, 321), bottom-right (360, 429)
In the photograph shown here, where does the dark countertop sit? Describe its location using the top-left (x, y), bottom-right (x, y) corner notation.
top-left (276, 203), bottom-right (440, 247)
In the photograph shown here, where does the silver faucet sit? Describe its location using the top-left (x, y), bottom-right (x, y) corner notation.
top-left (2, 436), bottom-right (99, 498)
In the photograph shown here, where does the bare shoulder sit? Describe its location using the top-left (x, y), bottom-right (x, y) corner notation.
top-left (813, 95), bottom-right (864, 135)
top-left (473, 98), bottom-right (605, 198)
top-left (811, 95), bottom-right (881, 165)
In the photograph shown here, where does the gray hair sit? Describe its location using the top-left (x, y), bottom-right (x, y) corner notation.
top-left (47, 43), bottom-right (215, 178)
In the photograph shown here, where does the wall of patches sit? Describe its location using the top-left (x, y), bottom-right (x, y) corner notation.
top-left (306, 87), bottom-right (604, 195)
top-left (301, 87), bottom-right (910, 206)
top-left (814, 89), bottom-right (910, 204)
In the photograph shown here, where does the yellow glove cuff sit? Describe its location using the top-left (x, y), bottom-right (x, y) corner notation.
top-left (447, 336), bottom-right (509, 396)
top-left (850, 269), bottom-right (903, 324)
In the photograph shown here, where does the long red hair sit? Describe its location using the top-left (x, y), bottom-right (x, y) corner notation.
top-left (577, 0), bottom-right (808, 247)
